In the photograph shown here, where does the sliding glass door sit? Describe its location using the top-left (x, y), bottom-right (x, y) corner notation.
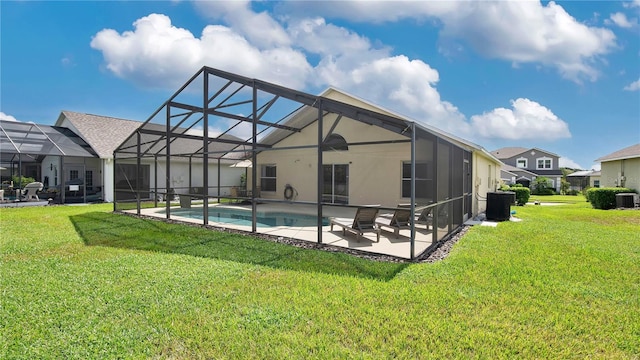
top-left (322, 164), bottom-right (348, 204)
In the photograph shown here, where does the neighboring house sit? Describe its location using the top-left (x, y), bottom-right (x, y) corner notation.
top-left (500, 163), bottom-right (538, 188)
top-left (491, 147), bottom-right (563, 192)
top-left (57, 110), bottom-right (245, 203)
top-left (594, 143), bottom-right (640, 191)
top-left (54, 111), bottom-right (142, 203)
top-left (0, 110), bottom-right (245, 204)
top-left (1, 119), bottom-right (98, 203)
top-left (566, 170), bottom-right (601, 191)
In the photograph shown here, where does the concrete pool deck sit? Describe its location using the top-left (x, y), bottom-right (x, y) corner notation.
top-left (129, 202), bottom-right (440, 259)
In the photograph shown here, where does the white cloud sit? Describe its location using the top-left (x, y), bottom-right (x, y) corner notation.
top-left (91, 11), bottom-right (467, 135)
top-left (280, 1), bottom-right (617, 83)
top-left (623, 0), bottom-right (640, 8)
top-left (559, 157), bottom-right (583, 169)
top-left (606, 12), bottom-right (638, 28)
top-left (623, 77), bottom-right (640, 91)
top-left (0, 112), bottom-right (17, 121)
top-left (90, 13), bottom-right (311, 89)
top-left (470, 98), bottom-right (571, 141)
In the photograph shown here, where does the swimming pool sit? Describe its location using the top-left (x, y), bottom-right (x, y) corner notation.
top-left (159, 207), bottom-right (329, 228)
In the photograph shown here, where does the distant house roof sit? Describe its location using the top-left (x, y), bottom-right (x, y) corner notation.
top-left (56, 110), bottom-right (142, 159)
top-left (501, 163), bottom-right (537, 176)
top-left (567, 170), bottom-right (594, 177)
top-left (491, 147), bottom-right (560, 159)
top-left (594, 143), bottom-right (640, 162)
top-left (491, 147), bottom-right (529, 159)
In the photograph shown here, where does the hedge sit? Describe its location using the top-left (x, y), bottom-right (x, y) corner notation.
top-left (500, 185), bottom-right (530, 206)
top-left (585, 187), bottom-right (636, 209)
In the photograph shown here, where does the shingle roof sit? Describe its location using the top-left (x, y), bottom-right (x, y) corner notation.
top-left (594, 143), bottom-right (640, 162)
top-left (57, 111), bottom-right (142, 158)
top-left (491, 147), bottom-right (560, 159)
top-left (491, 147), bottom-right (529, 159)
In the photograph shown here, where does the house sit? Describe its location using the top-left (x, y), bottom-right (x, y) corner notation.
top-left (251, 87), bottom-right (503, 218)
top-left (491, 147), bottom-right (563, 192)
top-left (0, 111), bottom-right (245, 204)
top-left (116, 66), bottom-right (504, 259)
top-left (1, 119), bottom-right (98, 203)
top-left (594, 143), bottom-right (640, 191)
top-left (500, 163), bottom-right (538, 188)
top-left (57, 111), bottom-right (245, 203)
top-left (566, 170), bottom-right (601, 191)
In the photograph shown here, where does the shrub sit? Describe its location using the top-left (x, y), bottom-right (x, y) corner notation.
top-left (502, 185), bottom-right (530, 206)
top-left (586, 187), bottom-right (636, 209)
top-left (531, 176), bottom-right (555, 195)
top-left (566, 189), bottom-right (580, 196)
top-left (11, 175), bottom-right (36, 188)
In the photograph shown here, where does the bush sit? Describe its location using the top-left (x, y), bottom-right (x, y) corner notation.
top-left (502, 185), bottom-right (530, 206)
top-left (566, 189), bottom-right (580, 196)
top-left (585, 187), bottom-right (636, 209)
top-left (531, 176), bottom-right (556, 195)
top-left (11, 175), bottom-right (36, 188)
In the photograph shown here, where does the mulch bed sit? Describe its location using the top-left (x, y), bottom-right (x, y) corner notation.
top-left (125, 212), bottom-right (468, 263)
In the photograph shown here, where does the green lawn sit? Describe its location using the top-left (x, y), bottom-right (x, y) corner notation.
top-left (1, 199), bottom-right (638, 359)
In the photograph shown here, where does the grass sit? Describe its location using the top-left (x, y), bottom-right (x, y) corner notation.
top-left (1, 198), bottom-right (639, 359)
top-left (529, 193), bottom-right (589, 204)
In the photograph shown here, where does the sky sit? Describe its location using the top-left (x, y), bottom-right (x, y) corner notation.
top-left (1, 0), bottom-right (639, 170)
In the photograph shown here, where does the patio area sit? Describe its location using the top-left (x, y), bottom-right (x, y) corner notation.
top-left (128, 202), bottom-right (437, 259)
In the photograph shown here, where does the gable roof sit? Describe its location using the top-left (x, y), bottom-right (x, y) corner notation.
top-left (260, 86), bottom-right (502, 165)
top-left (567, 170), bottom-right (596, 177)
top-left (56, 110), bottom-right (142, 158)
top-left (491, 147), bottom-right (559, 159)
top-left (501, 163), bottom-right (538, 176)
top-left (594, 143), bottom-right (640, 162)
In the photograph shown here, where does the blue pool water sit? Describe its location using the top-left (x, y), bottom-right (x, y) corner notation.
top-left (159, 207), bottom-right (329, 228)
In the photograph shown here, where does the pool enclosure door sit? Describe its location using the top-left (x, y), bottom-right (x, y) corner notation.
top-left (323, 164), bottom-right (348, 204)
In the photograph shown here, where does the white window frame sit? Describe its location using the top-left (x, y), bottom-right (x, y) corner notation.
top-left (260, 164), bottom-right (277, 192)
top-left (516, 157), bottom-right (527, 169)
top-left (536, 157), bottom-right (552, 170)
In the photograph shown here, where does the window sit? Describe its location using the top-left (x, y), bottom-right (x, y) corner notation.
top-left (594, 180), bottom-right (600, 188)
top-left (70, 170), bottom-right (79, 180)
top-left (260, 165), bottom-right (276, 192)
top-left (537, 157), bottom-right (552, 169)
top-left (516, 157), bottom-right (527, 168)
top-left (85, 170), bottom-right (93, 190)
top-left (323, 134), bottom-right (348, 151)
top-left (402, 162), bottom-right (429, 198)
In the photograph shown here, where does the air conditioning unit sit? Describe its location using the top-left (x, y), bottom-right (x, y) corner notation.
top-left (616, 193), bottom-right (637, 208)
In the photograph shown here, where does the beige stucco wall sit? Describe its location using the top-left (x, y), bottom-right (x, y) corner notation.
top-left (473, 151), bottom-right (502, 215)
top-left (253, 113), bottom-right (409, 208)
top-left (600, 158), bottom-right (640, 191)
top-left (250, 109), bottom-right (502, 218)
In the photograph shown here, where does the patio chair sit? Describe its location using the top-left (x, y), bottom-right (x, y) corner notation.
top-left (415, 206), bottom-right (434, 230)
top-left (375, 207), bottom-right (412, 238)
top-left (330, 206), bottom-right (380, 242)
top-left (390, 204), bottom-right (434, 230)
top-left (21, 182), bottom-right (44, 201)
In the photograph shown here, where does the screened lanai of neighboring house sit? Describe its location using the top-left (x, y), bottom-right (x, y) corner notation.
top-left (114, 66), bottom-right (484, 260)
top-left (0, 119), bottom-right (99, 203)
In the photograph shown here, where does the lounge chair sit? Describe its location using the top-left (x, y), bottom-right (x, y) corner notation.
top-left (415, 206), bottom-right (434, 230)
top-left (330, 206), bottom-right (380, 242)
top-left (21, 182), bottom-right (44, 201)
top-left (375, 208), bottom-right (412, 238)
top-left (391, 204), bottom-right (434, 230)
